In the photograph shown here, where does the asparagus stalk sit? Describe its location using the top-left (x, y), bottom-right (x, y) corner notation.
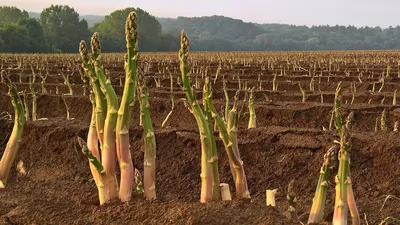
top-left (308, 145), bottom-right (338, 223)
top-left (90, 32), bottom-right (119, 200)
top-left (30, 78), bottom-right (37, 121)
top-left (161, 95), bottom-right (174, 128)
top-left (22, 90), bottom-right (29, 121)
top-left (345, 112), bottom-right (360, 225)
top-left (203, 76), bottom-right (221, 201)
top-left (332, 82), bottom-right (348, 225)
top-left (61, 72), bottom-right (73, 95)
top-left (139, 84), bottom-right (157, 200)
top-left (79, 41), bottom-right (107, 153)
top-left (347, 171), bottom-right (360, 225)
top-left (30, 64), bottom-right (36, 84)
top-left (0, 73), bottom-right (25, 188)
top-left (40, 70), bottom-right (48, 94)
top-left (332, 81), bottom-right (358, 225)
top-left (248, 87), bottom-right (256, 129)
top-left (299, 83), bottom-right (306, 103)
top-left (115, 11), bottom-right (138, 202)
top-left (226, 91), bottom-right (246, 178)
top-left (179, 30), bottom-right (213, 203)
top-left (206, 81), bottom-right (250, 199)
top-left (79, 44), bottom-right (108, 204)
top-left (61, 94), bottom-right (72, 120)
top-left (79, 65), bottom-right (102, 186)
top-left (332, 125), bottom-right (350, 225)
top-left (223, 80), bottom-right (229, 121)
top-left (223, 83), bottom-right (236, 180)
top-left (161, 68), bottom-right (175, 128)
top-left (226, 91), bottom-right (249, 194)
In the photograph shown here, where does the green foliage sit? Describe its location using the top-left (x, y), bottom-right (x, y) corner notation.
top-left (4, 5), bottom-right (400, 52)
top-left (0, 36), bottom-right (4, 52)
top-left (159, 16), bottom-right (264, 41)
top-left (40, 5), bottom-right (90, 53)
top-left (158, 33), bottom-right (180, 51)
top-left (0, 6), bottom-right (32, 53)
top-left (30, 12), bottom-right (104, 28)
top-left (92, 7), bottom-right (161, 52)
top-left (0, 16), bottom-right (46, 53)
top-left (252, 24), bottom-right (400, 51)
top-left (17, 18), bottom-right (47, 52)
top-left (0, 24), bottom-right (30, 53)
top-left (0, 6), bottom-right (28, 24)
top-left (158, 16), bottom-right (263, 51)
top-left (160, 17), bottom-right (400, 51)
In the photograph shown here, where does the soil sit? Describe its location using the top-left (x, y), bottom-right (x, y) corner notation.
top-left (0, 52), bottom-right (399, 225)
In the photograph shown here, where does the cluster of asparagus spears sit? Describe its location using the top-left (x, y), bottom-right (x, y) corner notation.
top-left (78, 12), bottom-right (156, 204)
top-left (308, 82), bottom-right (360, 225)
top-left (179, 31), bottom-right (250, 202)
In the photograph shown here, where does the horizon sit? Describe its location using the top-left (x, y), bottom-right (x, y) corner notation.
top-left (2, 0), bottom-right (400, 28)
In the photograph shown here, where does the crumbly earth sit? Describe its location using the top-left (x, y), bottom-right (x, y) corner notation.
top-left (0, 116), bottom-right (399, 224)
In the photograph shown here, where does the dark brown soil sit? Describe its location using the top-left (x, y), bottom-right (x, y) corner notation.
top-left (0, 118), bottom-right (399, 224)
top-left (0, 52), bottom-right (400, 225)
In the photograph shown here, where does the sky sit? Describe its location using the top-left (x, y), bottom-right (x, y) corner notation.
top-left (2, 0), bottom-right (400, 28)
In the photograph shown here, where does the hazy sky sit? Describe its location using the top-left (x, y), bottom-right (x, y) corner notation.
top-left (2, 0), bottom-right (399, 27)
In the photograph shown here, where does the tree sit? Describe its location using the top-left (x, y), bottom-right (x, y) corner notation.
top-left (0, 35), bottom-right (4, 52)
top-left (158, 33), bottom-right (179, 51)
top-left (0, 24), bottom-right (30, 53)
top-left (17, 18), bottom-right (47, 52)
top-left (40, 5), bottom-right (90, 53)
top-left (0, 6), bottom-right (28, 24)
top-left (92, 7), bottom-right (162, 52)
top-left (0, 6), bottom-right (47, 53)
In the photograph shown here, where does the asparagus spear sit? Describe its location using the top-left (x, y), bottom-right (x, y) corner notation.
top-left (0, 72), bottom-right (26, 188)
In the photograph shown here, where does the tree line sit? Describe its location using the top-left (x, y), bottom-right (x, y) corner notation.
top-left (0, 6), bottom-right (166, 53)
top-left (160, 16), bottom-right (400, 51)
top-left (2, 5), bottom-right (400, 53)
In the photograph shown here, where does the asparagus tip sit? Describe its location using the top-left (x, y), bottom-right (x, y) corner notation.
top-left (79, 40), bottom-right (89, 62)
top-left (179, 30), bottom-right (189, 58)
top-left (90, 32), bottom-right (101, 55)
top-left (125, 11), bottom-right (138, 49)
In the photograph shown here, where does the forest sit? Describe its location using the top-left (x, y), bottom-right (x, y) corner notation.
top-left (1, 5), bottom-right (400, 53)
